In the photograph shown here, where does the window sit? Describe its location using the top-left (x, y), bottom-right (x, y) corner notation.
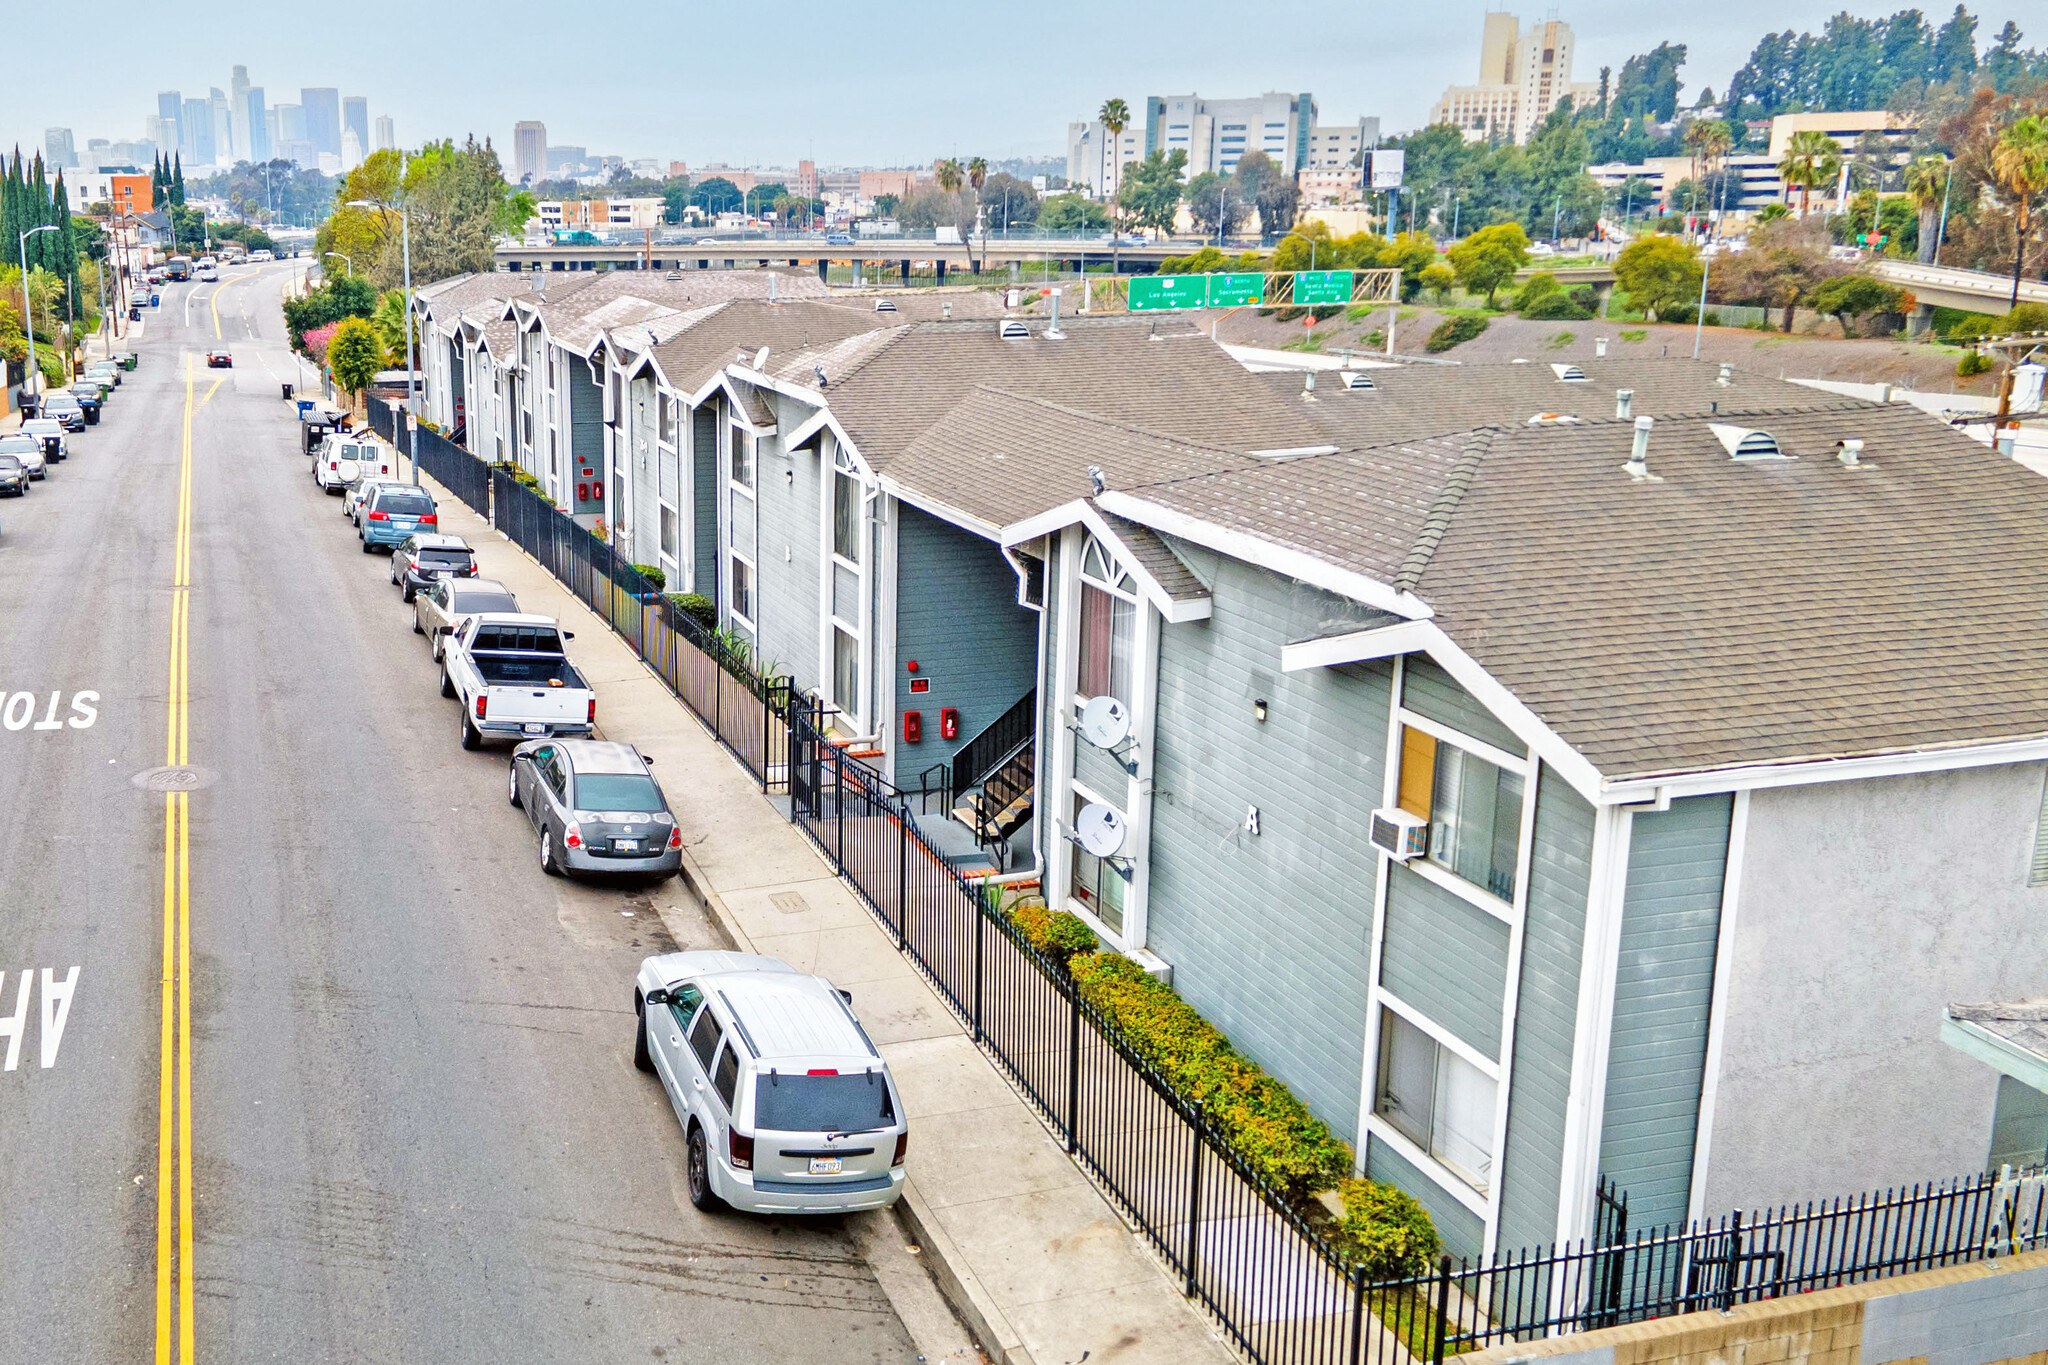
top-left (659, 504), bottom-right (679, 562)
top-left (833, 467), bottom-right (860, 564)
top-left (1376, 1010), bottom-right (1496, 1193)
top-left (730, 424), bottom-right (754, 488)
top-left (1069, 791), bottom-right (1127, 934)
top-left (664, 983), bottom-right (704, 1032)
top-left (688, 1007), bottom-right (722, 1069)
top-left (711, 1042), bottom-right (740, 1110)
top-left (1398, 726), bottom-right (1524, 902)
top-left (1077, 536), bottom-right (1138, 707)
top-left (832, 627), bottom-right (859, 720)
top-left (756, 1071), bottom-right (895, 1134)
top-left (730, 556), bottom-right (754, 626)
top-left (658, 394), bottom-right (675, 445)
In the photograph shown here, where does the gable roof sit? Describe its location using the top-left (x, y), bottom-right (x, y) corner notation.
top-left (644, 300), bottom-right (896, 400)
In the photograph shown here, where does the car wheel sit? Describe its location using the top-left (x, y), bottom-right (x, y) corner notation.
top-left (507, 763), bottom-right (522, 808)
top-left (461, 709), bottom-right (482, 750)
top-left (440, 668), bottom-right (455, 699)
top-left (686, 1126), bottom-right (724, 1211)
top-left (412, 611), bottom-right (424, 636)
top-left (403, 584), bottom-right (416, 603)
top-left (634, 996), bottom-right (655, 1073)
top-left (540, 828), bottom-right (561, 876)
top-left (361, 538), bottom-right (373, 554)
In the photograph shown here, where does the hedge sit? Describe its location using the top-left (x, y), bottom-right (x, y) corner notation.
top-left (666, 592), bottom-right (716, 631)
top-left (1331, 1177), bottom-right (1441, 1279)
top-left (1426, 314), bottom-right (1489, 352)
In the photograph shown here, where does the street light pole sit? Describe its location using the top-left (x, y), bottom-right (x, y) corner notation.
top-left (324, 251), bottom-right (353, 278)
top-left (18, 224), bottom-right (61, 411)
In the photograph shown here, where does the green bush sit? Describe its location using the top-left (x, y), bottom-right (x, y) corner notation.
top-left (1332, 1178), bottom-right (1442, 1281)
top-left (1958, 351), bottom-right (1993, 376)
top-left (1512, 271), bottom-right (1560, 313)
top-left (1007, 900), bottom-right (1100, 967)
top-left (1522, 292), bottom-right (1591, 320)
top-left (1425, 313), bottom-right (1489, 352)
top-left (630, 563), bottom-right (666, 590)
top-left (666, 592), bottom-right (716, 630)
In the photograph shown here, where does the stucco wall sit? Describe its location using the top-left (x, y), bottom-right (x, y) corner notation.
top-left (1703, 762), bottom-right (2048, 1212)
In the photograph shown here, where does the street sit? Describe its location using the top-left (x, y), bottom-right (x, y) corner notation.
top-left (0, 265), bottom-right (921, 1363)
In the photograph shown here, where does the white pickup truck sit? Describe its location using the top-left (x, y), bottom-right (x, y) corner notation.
top-left (441, 613), bottom-right (596, 750)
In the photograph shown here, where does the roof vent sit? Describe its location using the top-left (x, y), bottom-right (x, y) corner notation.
top-left (999, 319), bottom-right (1031, 341)
top-left (942, 301), bottom-right (953, 319)
top-left (1526, 412), bottom-right (1582, 425)
top-left (1302, 371), bottom-right (1317, 397)
top-left (1625, 415), bottom-right (1654, 480)
top-left (1340, 372), bottom-right (1376, 390)
top-left (1836, 438), bottom-right (1864, 466)
top-left (1710, 423), bottom-right (1789, 460)
top-left (1595, 337), bottom-right (1608, 357)
top-left (872, 298), bottom-right (897, 313)
top-left (1550, 363), bottom-right (1589, 382)
top-left (1717, 362), bottom-right (1734, 387)
top-left (1615, 388), bottom-right (1634, 419)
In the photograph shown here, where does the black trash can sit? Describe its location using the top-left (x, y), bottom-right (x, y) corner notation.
top-left (281, 383), bottom-right (294, 401)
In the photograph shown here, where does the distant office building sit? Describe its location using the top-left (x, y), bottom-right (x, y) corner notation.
top-left (1066, 118), bottom-right (1142, 198)
top-left (210, 89), bottom-right (233, 167)
top-left (243, 86), bottom-right (270, 163)
top-left (157, 92), bottom-right (183, 152)
top-left (857, 169), bottom-right (923, 201)
top-left (300, 88), bottom-right (342, 158)
top-left (341, 128), bottom-right (363, 172)
top-left (343, 97), bottom-right (370, 161)
top-left (45, 128), bottom-right (77, 169)
top-left (1305, 118), bottom-right (1379, 171)
top-left (85, 138), bottom-right (110, 168)
top-left (1432, 11), bottom-right (1598, 144)
top-left (230, 66), bottom-right (251, 161)
top-left (375, 115), bottom-right (395, 153)
top-left (115, 137), bottom-right (159, 169)
top-left (668, 161), bottom-right (689, 179)
top-left (180, 97), bottom-right (214, 166)
top-left (794, 160), bottom-right (818, 199)
top-left (1765, 110), bottom-right (1916, 160)
top-left (545, 146), bottom-right (588, 176)
top-left (275, 102), bottom-right (305, 144)
top-left (1588, 155), bottom-right (1785, 212)
top-left (277, 140), bottom-right (318, 169)
top-left (513, 121), bottom-right (547, 184)
top-left (1142, 92), bottom-right (1317, 176)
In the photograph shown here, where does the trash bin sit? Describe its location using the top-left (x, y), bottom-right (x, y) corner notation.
top-left (129, 306), bottom-right (142, 321)
top-left (281, 383), bottom-right (294, 401)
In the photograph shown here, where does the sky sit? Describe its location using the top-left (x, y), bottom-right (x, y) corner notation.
top-left (1, 0), bottom-right (2017, 170)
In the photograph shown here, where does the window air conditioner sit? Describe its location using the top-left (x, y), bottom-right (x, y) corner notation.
top-left (1369, 808), bottom-right (1429, 861)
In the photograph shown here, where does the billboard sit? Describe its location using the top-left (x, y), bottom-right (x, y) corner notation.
top-left (1369, 149), bottom-right (1405, 190)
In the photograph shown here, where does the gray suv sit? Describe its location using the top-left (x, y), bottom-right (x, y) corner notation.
top-left (508, 739), bottom-right (680, 879)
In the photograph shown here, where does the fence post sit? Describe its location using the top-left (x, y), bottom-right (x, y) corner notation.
top-left (1066, 973), bottom-right (1082, 1154)
top-left (896, 802), bottom-right (908, 951)
top-left (834, 747), bottom-right (846, 872)
top-left (1431, 1254), bottom-right (1453, 1365)
top-left (1184, 1104), bottom-right (1205, 1297)
top-left (972, 889), bottom-right (984, 1043)
top-left (1721, 1210), bottom-right (1743, 1312)
top-left (1347, 1266), bottom-right (1367, 1365)
top-left (759, 681), bottom-right (771, 792)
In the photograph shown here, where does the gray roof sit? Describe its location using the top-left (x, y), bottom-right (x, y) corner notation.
top-left (1949, 1001), bottom-right (2048, 1066)
top-left (644, 300), bottom-right (896, 400)
top-left (1260, 358), bottom-right (1872, 449)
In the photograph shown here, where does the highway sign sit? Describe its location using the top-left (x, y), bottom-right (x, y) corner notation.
top-left (1295, 271), bottom-right (1353, 305)
top-left (1129, 275), bottom-right (1208, 311)
top-left (1209, 273), bottom-right (1265, 307)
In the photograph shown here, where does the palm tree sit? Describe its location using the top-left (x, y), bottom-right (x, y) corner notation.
top-left (1100, 98), bottom-right (1131, 274)
top-left (1778, 129), bottom-right (1842, 218)
top-left (1990, 115), bottom-right (2048, 308)
top-left (1685, 119), bottom-right (1734, 238)
top-left (934, 158), bottom-right (963, 194)
top-left (1904, 156), bottom-right (1951, 264)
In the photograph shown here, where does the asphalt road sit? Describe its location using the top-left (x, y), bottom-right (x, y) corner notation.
top-left (0, 265), bottom-right (922, 1362)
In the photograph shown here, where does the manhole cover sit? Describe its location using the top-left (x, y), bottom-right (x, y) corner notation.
top-left (132, 765), bottom-right (219, 793)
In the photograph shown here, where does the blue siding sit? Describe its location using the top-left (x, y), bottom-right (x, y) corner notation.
top-left (892, 504), bottom-right (1039, 778)
top-left (1402, 656), bottom-right (1526, 757)
top-left (753, 431), bottom-right (820, 694)
top-left (1146, 552), bottom-right (1395, 1137)
top-left (1495, 768), bottom-right (1596, 1254)
top-left (1597, 794), bottom-right (1732, 1232)
top-left (691, 405), bottom-right (717, 600)
top-left (1073, 716), bottom-right (1128, 802)
top-left (1367, 1135), bottom-right (1485, 1263)
top-left (568, 363), bottom-right (604, 517)
top-left (1380, 864), bottom-right (1511, 1057)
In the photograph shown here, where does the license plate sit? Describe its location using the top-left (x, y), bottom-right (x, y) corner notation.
top-left (808, 1157), bottom-right (842, 1175)
top-left (614, 839), bottom-right (639, 853)
top-left (522, 723), bottom-right (547, 735)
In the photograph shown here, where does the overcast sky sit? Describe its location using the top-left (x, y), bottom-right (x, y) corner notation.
top-left (3, 0), bottom-right (2017, 170)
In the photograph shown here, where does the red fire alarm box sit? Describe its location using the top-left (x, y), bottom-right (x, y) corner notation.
top-left (940, 708), bottom-right (959, 740)
top-left (903, 710), bottom-right (922, 743)
top-left (576, 481), bottom-right (589, 502)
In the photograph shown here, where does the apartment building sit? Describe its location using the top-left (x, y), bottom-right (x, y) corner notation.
top-left (1433, 11), bottom-right (1599, 143)
top-left (533, 198), bottom-right (666, 233)
top-left (1143, 92), bottom-right (1318, 176)
top-left (1766, 110), bottom-right (1917, 160)
top-left (1067, 118), bottom-right (1143, 199)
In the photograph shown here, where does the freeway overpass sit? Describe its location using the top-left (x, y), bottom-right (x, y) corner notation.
top-left (1871, 259), bottom-right (2048, 314)
top-left (494, 234), bottom-right (1196, 278)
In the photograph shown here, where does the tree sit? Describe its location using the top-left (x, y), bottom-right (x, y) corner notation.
top-left (1385, 231), bottom-right (1442, 299)
top-left (1810, 273), bottom-right (1913, 332)
top-left (661, 179), bottom-right (691, 224)
top-left (1779, 129), bottom-right (1843, 216)
top-left (1099, 98), bottom-right (1131, 230)
top-left (1037, 193), bottom-right (1110, 233)
top-left (1418, 262), bottom-right (1456, 302)
top-left (1184, 172), bottom-right (1248, 241)
top-left (1612, 43), bottom-right (1687, 122)
top-left (870, 193), bottom-right (901, 219)
top-left (1116, 149), bottom-right (1185, 234)
top-left (171, 154), bottom-right (185, 207)
top-left (691, 176), bottom-right (742, 214)
top-left (1684, 119), bottom-right (1734, 231)
top-left (1712, 214), bottom-right (1844, 329)
top-left (1905, 156), bottom-right (1952, 263)
top-left (1990, 115), bottom-right (2048, 306)
top-left (934, 159), bottom-right (964, 194)
top-left (980, 173), bottom-right (1039, 232)
top-left (1232, 151), bottom-right (1298, 237)
top-left (1613, 234), bottom-right (1702, 319)
top-left (369, 289), bottom-right (411, 365)
top-left (327, 316), bottom-right (385, 397)
top-left (1446, 221), bottom-right (1529, 306)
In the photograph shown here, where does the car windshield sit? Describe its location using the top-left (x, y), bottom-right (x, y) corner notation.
top-left (451, 591), bottom-right (519, 614)
top-left (754, 1070), bottom-right (895, 1134)
top-left (574, 774), bottom-right (661, 810)
top-left (0, 457), bottom-right (22, 473)
top-left (375, 492), bottom-right (435, 516)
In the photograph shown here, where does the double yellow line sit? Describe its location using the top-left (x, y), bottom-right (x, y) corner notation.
top-left (156, 355), bottom-right (198, 1364)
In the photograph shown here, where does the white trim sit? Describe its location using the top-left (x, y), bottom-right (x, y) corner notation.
top-left (992, 499), bottom-right (1215, 622)
top-left (1397, 708), bottom-right (1531, 778)
top-left (1379, 989), bottom-right (1502, 1080)
top-left (1094, 490), bottom-right (1432, 621)
top-left (1483, 739), bottom-right (1543, 1256)
top-left (1400, 855), bottom-right (1520, 928)
top-left (1360, 1113), bottom-right (1494, 1220)
top-left (1049, 527), bottom-right (1084, 928)
top-left (1941, 1014), bottom-right (2048, 1096)
top-left (1599, 734), bottom-right (2048, 803)
top-left (1685, 788), bottom-right (1749, 1225)
top-left (1282, 619), bottom-right (1440, 672)
top-left (1356, 656), bottom-right (1408, 1176)
top-left (1411, 633), bottom-right (1608, 808)
top-left (1002, 498), bottom-right (1093, 547)
top-left (1125, 588), bottom-right (1161, 949)
top-left (1555, 802), bottom-right (1634, 1248)
top-left (877, 489), bottom-right (900, 781)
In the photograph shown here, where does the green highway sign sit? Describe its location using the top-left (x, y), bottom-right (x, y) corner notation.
top-left (1129, 275), bottom-right (1208, 311)
top-left (1294, 270), bottom-right (1353, 305)
top-left (1208, 273), bottom-right (1266, 307)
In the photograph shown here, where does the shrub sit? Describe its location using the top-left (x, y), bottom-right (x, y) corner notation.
top-left (1425, 313), bottom-right (1489, 352)
top-left (1958, 351), bottom-right (1993, 376)
top-left (1417, 262), bottom-right (1456, 303)
top-left (1332, 1178), bottom-right (1442, 1280)
top-left (667, 592), bottom-right (716, 630)
top-left (1007, 900), bottom-right (1100, 967)
top-left (1512, 271), bottom-right (1560, 313)
top-left (630, 563), bottom-right (666, 590)
top-left (1522, 292), bottom-right (1591, 320)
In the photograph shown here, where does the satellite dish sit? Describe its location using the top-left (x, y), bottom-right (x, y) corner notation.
top-left (1078, 696), bottom-right (1130, 750)
top-left (753, 346), bottom-right (771, 371)
top-left (1074, 803), bottom-right (1127, 858)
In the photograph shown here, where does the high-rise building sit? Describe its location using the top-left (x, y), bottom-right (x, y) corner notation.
top-left (181, 97), bottom-right (214, 165)
top-left (1432, 11), bottom-right (1598, 143)
top-left (374, 115), bottom-right (395, 153)
top-left (341, 128), bottom-right (363, 172)
top-left (45, 128), bottom-right (78, 169)
top-left (1141, 92), bottom-right (1318, 176)
top-left (300, 88), bottom-right (342, 157)
top-left (157, 92), bottom-right (183, 155)
top-left (1066, 118), bottom-right (1142, 198)
top-left (230, 66), bottom-right (251, 162)
top-left (513, 121), bottom-right (547, 184)
top-left (276, 103), bottom-right (305, 143)
top-left (86, 138), bottom-right (110, 169)
top-left (343, 97), bottom-right (370, 161)
top-left (210, 89), bottom-right (233, 167)
top-left (243, 86), bottom-right (270, 163)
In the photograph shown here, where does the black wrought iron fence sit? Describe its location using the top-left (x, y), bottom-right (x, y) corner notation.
top-left (365, 402), bottom-right (491, 517)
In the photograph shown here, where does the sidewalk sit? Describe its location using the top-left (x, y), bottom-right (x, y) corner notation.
top-left (410, 463), bottom-right (1239, 1365)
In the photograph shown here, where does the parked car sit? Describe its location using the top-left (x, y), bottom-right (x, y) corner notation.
top-left (440, 612), bottom-right (592, 749)
top-left (0, 454), bottom-right (29, 496)
top-left (347, 475), bottom-right (405, 524)
top-left (66, 384), bottom-right (104, 423)
top-left (85, 361), bottom-right (121, 387)
top-left (633, 951), bottom-right (908, 1214)
top-left (509, 739), bottom-right (680, 879)
top-left (825, 233), bottom-right (856, 246)
top-left (206, 350), bottom-right (232, 368)
top-left (21, 419), bottom-right (68, 461)
top-left (38, 394), bottom-right (85, 432)
top-left (359, 483), bottom-right (438, 552)
top-left (414, 578), bottom-right (521, 660)
top-left (390, 534), bottom-right (477, 600)
top-left (0, 435), bottom-right (46, 480)
top-left (116, 352), bottom-right (138, 370)
top-left (314, 436), bottom-right (392, 493)
top-left (249, 249), bottom-right (274, 262)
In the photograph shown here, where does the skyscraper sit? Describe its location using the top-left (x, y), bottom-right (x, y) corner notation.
top-left (513, 121), bottom-right (547, 185)
top-left (45, 128), bottom-right (78, 169)
top-left (343, 97), bottom-right (370, 163)
top-left (210, 89), bottom-right (233, 167)
top-left (181, 97), bottom-right (213, 165)
top-left (157, 92), bottom-right (183, 156)
top-left (374, 115), bottom-right (395, 153)
top-left (300, 88), bottom-right (342, 158)
top-left (230, 66), bottom-right (251, 162)
top-left (244, 86), bottom-right (270, 163)
top-left (1431, 11), bottom-right (1598, 143)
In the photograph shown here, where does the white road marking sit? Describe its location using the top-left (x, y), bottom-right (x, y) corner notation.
top-left (0, 691), bottom-right (98, 730)
top-left (0, 968), bottom-right (81, 1070)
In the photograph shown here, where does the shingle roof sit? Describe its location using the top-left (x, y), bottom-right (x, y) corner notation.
top-left (644, 301), bottom-right (895, 399)
top-left (1097, 511), bottom-right (1208, 603)
top-left (1260, 358), bottom-right (1872, 448)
